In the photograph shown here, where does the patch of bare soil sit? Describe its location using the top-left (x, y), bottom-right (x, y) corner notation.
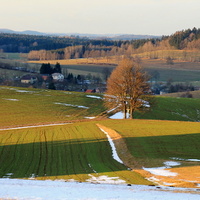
top-left (134, 168), bottom-right (200, 188)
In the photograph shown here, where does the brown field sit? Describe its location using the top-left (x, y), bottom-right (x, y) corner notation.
top-left (28, 55), bottom-right (200, 82)
top-left (162, 90), bottom-right (200, 98)
top-left (28, 56), bottom-right (118, 66)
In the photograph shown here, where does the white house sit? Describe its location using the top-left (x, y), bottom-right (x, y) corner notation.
top-left (51, 73), bottom-right (64, 82)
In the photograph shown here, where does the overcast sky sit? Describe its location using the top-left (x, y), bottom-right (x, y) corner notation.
top-left (1, 0), bottom-right (199, 36)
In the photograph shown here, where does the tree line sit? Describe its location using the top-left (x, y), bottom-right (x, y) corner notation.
top-left (27, 28), bottom-right (200, 61)
top-left (40, 63), bottom-right (61, 74)
top-left (168, 27), bottom-right (200, 49)
top-left (2, 28), bottom-right (200, 61)
top-left (28, 45), bottom-right (123, 60)
top-left (0, 33), bottom-right (118, 53)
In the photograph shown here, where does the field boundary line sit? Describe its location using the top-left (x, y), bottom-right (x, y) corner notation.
top-left (0, 123), bottom-right (71, 131)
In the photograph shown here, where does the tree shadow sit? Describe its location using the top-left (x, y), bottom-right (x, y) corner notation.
top-left (1, 131), bottom-right (200, 181)
top-left (0, 138), bottom-right (126, 179)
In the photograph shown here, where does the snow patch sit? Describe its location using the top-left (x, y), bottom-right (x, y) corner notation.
top-left (99, 127), bottom-right (123, 164)
top-left (29, 174), bottom-right (36, 180)
top-left (87, 174), bottom-right (126, 184)
top-left (66, 179), bottom-right (77, 182)
top-left (84, 116), bottom-right (96, 119)
top-left (0, 178), bottom-right (199, 200)
top-left (188, 159), bottom-right (200, 162)
top-left (143, 161), bottom-right (181, 177)
top-left (171, 157), bottom-right (200, 162)
top-left (88, 164), bottom-right (98, 173)
top-left (143, 167), bottom-right (178, 177)
top-left (141, 99), bottom-right (150, 108)
top-left (109, 111), bottom-right (124, 119)
top-left (164, 161), bottom-right (181, 167)
top-left (63, 92), bottom-right (72, 94)
top-left (54, 102), bottom-right (89, 109)
top-left (86, 95), bottom-right (102, 99)
top-left (13, 88), bottom-right (36, 93)
top-left (3, 98), bottom-right (19, 101)
top-left (3, 173), bottom-right (13, 178)
top-left (0, 123), bottom-right (70, 131)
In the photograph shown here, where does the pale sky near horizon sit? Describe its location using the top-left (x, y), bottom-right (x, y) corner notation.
top-left (0, 0), bottom-right (200, 36)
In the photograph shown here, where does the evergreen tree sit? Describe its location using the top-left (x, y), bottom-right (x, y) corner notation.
top-left (54, 62), bottom-right (62, 73)
top-left (48, 82), bottom-right (56, 90)
top-left (39, 63), bottom-right (53, 74)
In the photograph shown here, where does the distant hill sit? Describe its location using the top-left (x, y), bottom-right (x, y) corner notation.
top-left (0, 29), bottom-right (16, 34)
top-left (108, 34), bottom-right (160, 41)
top-left (65, 33), bottom-right (161, 40)
top-left (0, 29), bottom-right (49, 36)
top-left (0, 28), bottom-right (160, 40)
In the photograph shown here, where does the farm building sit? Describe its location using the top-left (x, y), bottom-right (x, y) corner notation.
top-left (52, 73), bottom-right (64, 82)
top-left (41, 74), bottom-right (50, 81)
top-left (21, 74), bottom-right (38, 84)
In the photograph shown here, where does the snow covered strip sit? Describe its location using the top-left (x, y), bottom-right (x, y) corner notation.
top-left (86, 95), bottom-right (102, 99)
top-left (0, 123), bottom-right (70, 131)
top-left (98, 127), bottom-right (123, 164)
top-left (54, 102), bottom-right (89, 109)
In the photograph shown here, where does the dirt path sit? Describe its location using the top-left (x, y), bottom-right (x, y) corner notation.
top-left (96, 124), bottom-right (141, 169)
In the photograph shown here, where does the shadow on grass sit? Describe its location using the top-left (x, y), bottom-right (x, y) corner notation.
top-left (122, 132), bottom-right (200, 168)
top-left (0, 138), bottom-right (126, 179)
top-left (1, 132), bottom-right (200, 180)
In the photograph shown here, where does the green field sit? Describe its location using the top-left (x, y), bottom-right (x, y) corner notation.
top-left (0, 86), bottom-right (105, 128)
top-left (0, 53), bottom-right (27, 60)
top-left (134, 96), bottom-right (200, 122)
top-left (1, 86), bottom-right (200, 129)
top-left (100, 119), bottom-right (200, 168)
top-left (0, 121), bottom-right (151, 185)
top-left (1, 86), bottom-right (200, 186)
top-left (1, 119), bottom-right (200, 185)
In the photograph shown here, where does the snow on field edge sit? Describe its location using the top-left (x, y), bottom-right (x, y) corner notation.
top-left (0, 178), bottom-right (199, 200)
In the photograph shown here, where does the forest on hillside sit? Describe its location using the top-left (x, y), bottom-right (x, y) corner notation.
top-left (27, 28), bottom-right (200, 61)
top-left (0, 33), bottom-right (118, 53)
top-left (1, 28), bottom-right (200, 62)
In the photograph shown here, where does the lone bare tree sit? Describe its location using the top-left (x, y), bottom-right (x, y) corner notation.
top-left (104, 57), bottom-right (151, 119)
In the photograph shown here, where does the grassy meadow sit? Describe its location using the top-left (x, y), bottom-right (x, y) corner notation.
top-left (134, 96), bottom-right (200, 122)
top-left (100, 119), bottom-right (200, 168)
top-left (0, 121), bottom-right (151, 185)
top-left (1, 86), bottom-right (200, 187)
top-left (0, 86), bottom-right (105, 128)
top-left (1, 86), bottom-right (200, 129)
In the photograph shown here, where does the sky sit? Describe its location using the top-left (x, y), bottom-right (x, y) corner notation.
top-left (1, 0), bottom-right (200, 36)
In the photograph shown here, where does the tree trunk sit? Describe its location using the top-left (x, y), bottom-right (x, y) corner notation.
top-left (123, 103), bottom-right (127, 119)
top-left (129, 107), bottom-right (133, 119)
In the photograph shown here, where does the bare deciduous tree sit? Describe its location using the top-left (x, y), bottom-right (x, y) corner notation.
top-left (104, 57), bottom-right (151, 119)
